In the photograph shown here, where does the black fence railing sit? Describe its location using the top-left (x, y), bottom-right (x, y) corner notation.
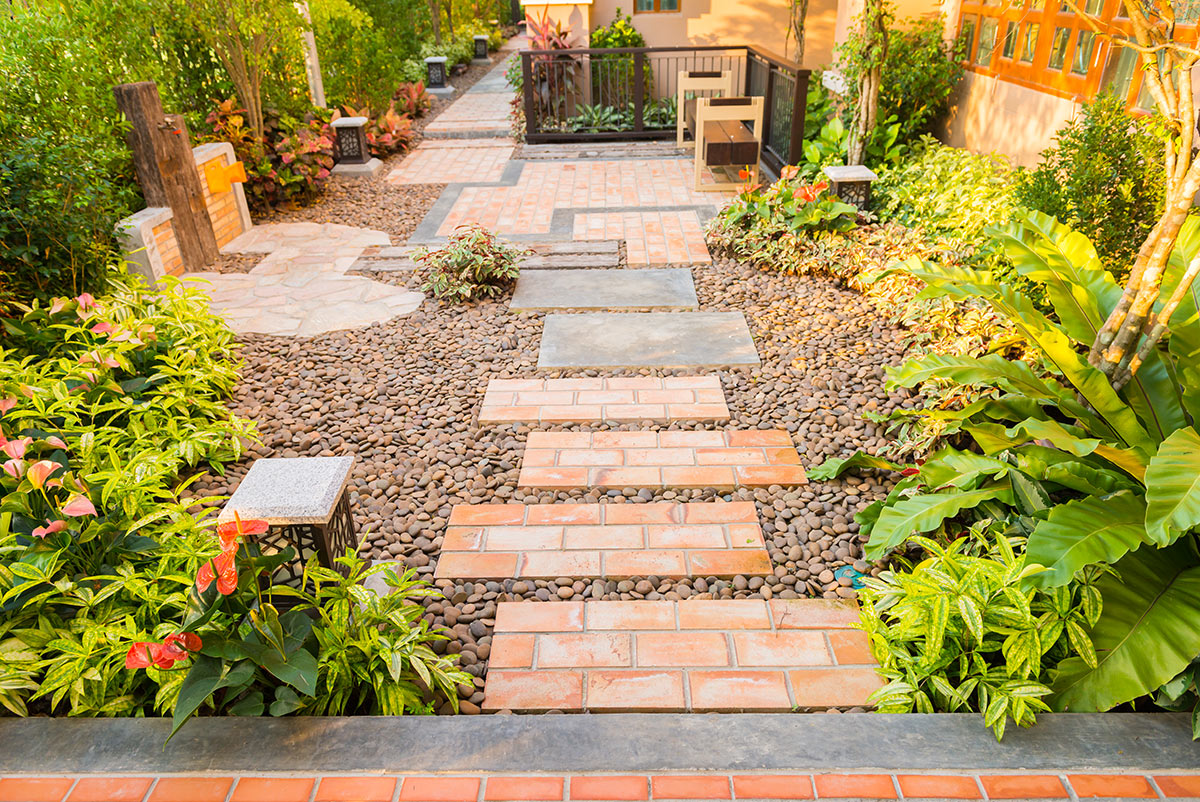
top-left (519, 45), bottom-right (809, 174)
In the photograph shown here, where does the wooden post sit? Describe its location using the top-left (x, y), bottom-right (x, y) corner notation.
top-left (113, 81), bottom-right (219, 272)
top-left (633, 51), bottom-right (645, 132)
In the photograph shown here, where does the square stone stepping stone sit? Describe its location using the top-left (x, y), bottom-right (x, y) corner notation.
top-left (482, 599), bottom-right (883, 712)
top-left (537, 312), bottom-right (759, 369)
top-left (517, 430), bottom-right (807, 491)
top-left (436, 502), bottom-right (770, 581)
top-left (518, 253), bottom-right (620, 270)
top-left (510, 269), bottom-right (697, 311)
top-left (479, 376), bottom-right (729, 424)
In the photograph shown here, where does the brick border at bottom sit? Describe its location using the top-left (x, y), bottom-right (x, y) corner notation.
top-left (4, 771), bottom-right (1200, 802)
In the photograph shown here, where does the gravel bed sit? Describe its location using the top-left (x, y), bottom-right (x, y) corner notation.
top-left (193, 256), bottom-right (914, 711)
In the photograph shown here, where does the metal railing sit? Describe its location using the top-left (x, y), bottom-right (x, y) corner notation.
top-left (519, 45), bottom-right (809, 173)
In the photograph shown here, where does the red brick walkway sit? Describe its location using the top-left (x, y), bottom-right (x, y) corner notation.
top-left (482, 599), bottom-right (880, 712)
top-left (436, 502), bottom-right (770, 580)
top-left (516, 430), bottom-right (808, 491)
top-left (7, 771), bottom-right (1197, 801)
top-left (479, 377), bottom-right (730, 424)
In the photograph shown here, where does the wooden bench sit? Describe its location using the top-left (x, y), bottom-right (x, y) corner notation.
top-left (676, 70), bottom-right (733, 149)
top-left (690, 96), bottom-right (764, 192)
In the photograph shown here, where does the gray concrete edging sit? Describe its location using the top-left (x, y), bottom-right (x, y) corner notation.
top-left (0, 714), bottom-right (1194, 775)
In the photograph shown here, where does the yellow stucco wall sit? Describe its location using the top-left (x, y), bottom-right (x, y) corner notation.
top-left (522, 0), bottom-right (593, 43)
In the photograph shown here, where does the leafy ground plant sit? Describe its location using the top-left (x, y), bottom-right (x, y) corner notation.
top-left (415, 224), bottom-right (526, 301)
top-left (859, 528), bottom-right (1101, 740)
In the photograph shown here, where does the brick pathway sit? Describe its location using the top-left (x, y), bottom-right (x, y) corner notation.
top-left (8, 771), bottom-right (1199, 801)
top-left (482, 599), bottom-right (884, 712)
top-left (479, 376), bottom-right (730, 423)
top-left (517, 430), bottom-right (808, 490)
top-left (573, 210), bottom-right (712, 265)
top-left (385, 139), bottom-right (514, 184)
top-left (436, 501), bottom-right (770, 580)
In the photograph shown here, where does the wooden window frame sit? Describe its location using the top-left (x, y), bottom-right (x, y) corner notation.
top-left (957, 0), bottom-right (1197, 110)
top-left (634, 0), bottom-right (680, 12)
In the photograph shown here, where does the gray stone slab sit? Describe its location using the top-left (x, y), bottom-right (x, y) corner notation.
top-left (331, 158), bottom-right (385, 178)
top-left (512, 269), bottom-right (697, 311)
top-left (352, 257), bottom-right (420, 272)
top-left (529, 241), bottom-right (619, 255)
top-left (538, 312), bottom-right (759, 368)
top-left (520, 253), bottom-right (620, 269)
top-left (0, 715), bottom-right (1193, 775)
top-left (218, 456), bottom-right (354, 525)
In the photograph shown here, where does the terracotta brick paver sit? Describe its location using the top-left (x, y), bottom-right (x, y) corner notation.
top-left (482, 599), bottom-right (880, 712)
top-left (479, 376), bottom-right (730, 424)
top-left (386, 139), bottom-right (514, 185)
top-left (3, 773), bottom-right (1196, 801)
top-left (436, 501), bottom-right (770, 580)
top-left (572, 211), bottom-right (712, 265)
top-left (517, 430), bottom-right (806, 490)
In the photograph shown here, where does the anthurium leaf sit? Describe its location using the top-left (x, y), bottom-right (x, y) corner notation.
top-left (807, 452), bottom-right (904, 480)
top-left (1024, 491), bottom-right (1150, 588)
top-left (169, 657), bottom-right (255, 742)
top-left (259, 646), bottom-right (317, 696)
top-left (1144, 428), bottom-right (1200, 545)
top-left (1052, 541), bottom-right (1200, 711)
top-left (864, 484), bottom-right (1014, 560)
top-left (227, 691), bottom-right (264, 717)
top-left (269, 685), bottom-right (305, 716)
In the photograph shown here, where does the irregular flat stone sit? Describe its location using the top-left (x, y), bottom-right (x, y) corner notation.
top-left (351, 257), bottom-right (420, 272)
top-left (538, 312), bottom-right (760, 369)
top-left (511, 269), bottom-right (697, 312)
top-left (483, 599), bottom-right (878, 712)
top-left (528, 241), bottom-right (619, 255)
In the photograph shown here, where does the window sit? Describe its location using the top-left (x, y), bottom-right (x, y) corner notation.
top-left (635, 0), bottom-right (678, 10)
top-left (975, 17), bottom-right (999, 65)
top-left (1002, 21), bottom-right (1018, 58)
top-left (1019, 22), bottom-right (1040, 62)
top-left (1084, 0), bottom-right (1104, 13)
top-left (960, 15), bottom-right (978, 61)
top-left (1102, 44), bottom-right (1138, 97)
top-left (1047, 27), bottom-right (1071, 69)
top-left (1071, 30), bottom-right (1096, 74)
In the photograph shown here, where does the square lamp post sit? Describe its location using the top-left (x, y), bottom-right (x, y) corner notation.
top-left (822, 165), bottom-right (879, 210)
top-left (425, 56), bottom-right (455, 96)
top-left (218, 456), bottom-right (359, 588)
top-left (332, 116), bottom-right (369, 165)
top-left (473, 35), bottom-right (490, 64)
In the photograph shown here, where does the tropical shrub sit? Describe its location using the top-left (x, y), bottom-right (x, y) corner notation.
top-left (800, 116), bottom-right (903, 179)
top-left (875, 18), bottom-right (964, 144)
top-left (206, 101), bottom-right (335, 213)
top-left (589, 10), bottom-right (650, 107)
top-left (858, 528), bottom-right (1101, 739)
top-left (716, 173), bottom-right (858, 238)
top-left (335, 104), bottom-right (415, 158)
top-left (815, 210), bottom-right (1200, 732)
top-left (1014, 94), bottom-right (1164, 274)
top-left (394, 82), bottom-right (434, 118)
top-left (416, 224), bottom-right (526, 301)
top-left (156, 519), bottom-right (470, 738)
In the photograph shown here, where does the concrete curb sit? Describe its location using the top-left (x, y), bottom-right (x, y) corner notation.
top-left (0, 714), bottom-right (1193, 775)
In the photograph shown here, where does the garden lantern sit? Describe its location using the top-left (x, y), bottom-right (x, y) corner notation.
top-left (473, 35), bottom-right (490, 62)
top-left (425, 56), bottom-right (455, 95)
top-left (822, 165), bottom-right (878, 210)
top-left (332, 116), bottom-right (370, 165)
top-left (218, 456), bottom-right (359, 588)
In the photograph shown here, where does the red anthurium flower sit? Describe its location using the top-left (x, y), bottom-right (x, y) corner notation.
top-left (197, 550), bottom-right (239, 595)
top-left (61, 494), bottom-right (97, 517)
top-left (32, 519), bottom-right (67, 538)
top-left (160, 633), bottom-right (203, 663)
top-left (76, 293), bottom-right (96, 311)
top-left (2, 437), bottom-right (31, 460)
top-left (124, 642), bottom-right (162, 669)
top-left (26, 459), bottom-right (58, 489)
top-left (49, 298), bottom-right (67, 315)
top-left (901, 467), bottom-right (920, 476)
top-left (0, 398), bottom-right (15, 415)
top-left (3, 459), bottom-right (24, 478)
top-left (216, 515), bottom-right (269, 550)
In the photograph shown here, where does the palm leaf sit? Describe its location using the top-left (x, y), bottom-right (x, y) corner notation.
top-left (1024, 491), bottom-right (1150, 588)
top-left (1052, 541), bottom-right (1200, 712)
top-left (1144, 428), bottom-right (1200, 545)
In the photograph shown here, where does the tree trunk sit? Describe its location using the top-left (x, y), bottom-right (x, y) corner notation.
top-left (789, 0), bottom-right (810, 63)
top-left (847, 67), bottom-right (878, 165)
top-left (428, 0), bottom-right (442, 45)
